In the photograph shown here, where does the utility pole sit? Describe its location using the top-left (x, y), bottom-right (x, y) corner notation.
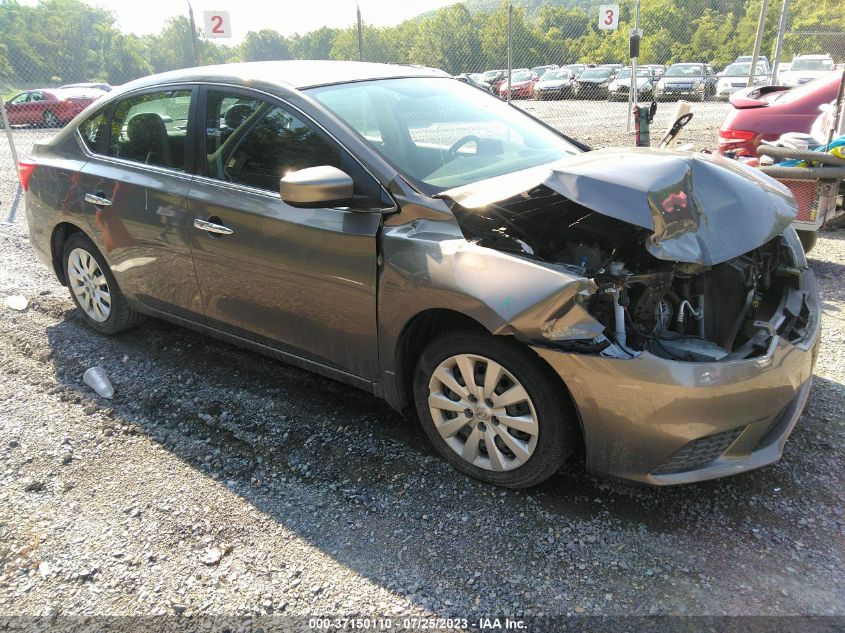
top-left (771, 0), bottom-right (790, 84)
top-left (748, 0), bottom-right (770, 87)
top-left (186, 0), bottom-right (201, 66)
top-left (506, 2), bottom-right (513, 105)
top-left (357, 5), bottom-right (364, 62)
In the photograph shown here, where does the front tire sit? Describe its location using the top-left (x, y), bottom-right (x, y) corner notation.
top-left (413, 331), bottom-right (579, 488)
top-left (62, 232), bottom-right (145, 334)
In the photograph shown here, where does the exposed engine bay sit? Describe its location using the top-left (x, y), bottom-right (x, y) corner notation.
top-left (452, 185), bottom-right (811, 362)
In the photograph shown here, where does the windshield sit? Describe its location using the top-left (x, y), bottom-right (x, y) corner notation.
top-left (481, 70), bottom-right (501, 80)
top-left (308, 78), bottom-right (579, 193)
top-left (510, 71), bottom-right (532, 82)
top-left (616, 68), bottom-right (651, 80)
top-left (723, 63), bottom-right (766, 76)
top-left (541, 70), bottom-right (570, 81)
top-left (580, 69), bottom-right (611, 79)
top-left (666, 64), bottom-right (704, 77)
top-left (791, 58), bottom-right (833, 71)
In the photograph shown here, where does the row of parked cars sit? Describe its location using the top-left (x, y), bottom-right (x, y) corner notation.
top-left (459, 54), bottom-right (838, 103)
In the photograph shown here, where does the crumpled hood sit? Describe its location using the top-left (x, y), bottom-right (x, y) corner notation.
top-left (439, 148), bottom-right (797, 266)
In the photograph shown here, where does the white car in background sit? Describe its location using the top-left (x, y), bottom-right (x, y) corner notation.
top-left (716, 62), bottom-right (768, 99)
top-left (780, 54), bottom-right (834, 87)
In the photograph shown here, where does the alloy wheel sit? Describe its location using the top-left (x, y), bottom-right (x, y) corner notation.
top-left (427, 353), bottom-right (539, 472)
top-left (67, 247), bottom-right (111, 322)
top-left (43, 111), bottom-right (59, 127)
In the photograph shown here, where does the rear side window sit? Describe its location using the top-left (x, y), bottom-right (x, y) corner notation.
top-left (108, 89), bottom-right (192, 171)
top-left (78, 110), bottom-right (109, 152)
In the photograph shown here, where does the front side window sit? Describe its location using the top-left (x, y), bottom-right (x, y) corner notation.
top-left (78, 109), bottom-right (109, 152)
top-left (9, 93), bottom-right (28, 105)
top-left (108, 89), bottom-right (192, 170)
top-left (309, 77), bottom-right (578, 193)
top-left (204, 89), bottom-right (340, 192)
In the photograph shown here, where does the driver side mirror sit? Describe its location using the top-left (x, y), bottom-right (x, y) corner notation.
top-left (280, 165), bottom-right (353, 207)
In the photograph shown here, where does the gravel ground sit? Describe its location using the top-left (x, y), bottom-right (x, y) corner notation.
top-left (514, 99), bottom-right (731, 149)
top-left (1, 121), bottom-right (844, 626)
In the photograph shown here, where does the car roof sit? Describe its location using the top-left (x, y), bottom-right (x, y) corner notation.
top-left (114, 60), bottom-right (451, 95)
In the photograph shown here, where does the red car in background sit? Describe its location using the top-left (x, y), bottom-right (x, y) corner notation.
top-left (718, 71), bottom-right (843, 156)
top-left (3, 88), bottom-right (103, 128)
top-left (499, 70), bottom-right (538, 100)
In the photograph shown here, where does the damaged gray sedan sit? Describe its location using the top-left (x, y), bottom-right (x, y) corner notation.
top-left (24, 61), bottom-right (820, 488)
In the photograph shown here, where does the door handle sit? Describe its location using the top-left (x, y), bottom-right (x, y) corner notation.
top-left (193, 218), bottom-right (233, 236)
top-left (84, 192), bottom-right (112, 207)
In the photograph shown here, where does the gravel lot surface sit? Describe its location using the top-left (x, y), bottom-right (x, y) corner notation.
top-left (514, 99), bottom-right (731, 149)
top-left (1, 119), bottom-right (844, 626)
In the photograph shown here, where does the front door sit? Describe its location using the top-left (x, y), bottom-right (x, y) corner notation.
top-left (77, 87), bottom-right (203, 319)
top-left (5, 92), bottom-right (31, 125)
top-left (186, 87), bottom-right (385, 379)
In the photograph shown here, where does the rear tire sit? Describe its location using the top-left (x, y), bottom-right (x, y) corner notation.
top-left (42, 110), bottom-right (60, 128)
top-left (413, 331), bottom-right (579, 488)
top-left (62, 232), bottom-right (145, 335)
top-left (797, 230), bottom-right (818, 253)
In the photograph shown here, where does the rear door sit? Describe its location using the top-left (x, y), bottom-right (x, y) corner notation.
top-left (185, 86), bottom-right (386, 379)
top-left (76, 86), bottom-right (203, 319)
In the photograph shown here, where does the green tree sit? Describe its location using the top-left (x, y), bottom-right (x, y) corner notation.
top-left (291, 27), bottom-right (338, 59)
top-left (407, 5), bottom-right (480, 73)
top-left (240, 29), bottom-right (291, 62)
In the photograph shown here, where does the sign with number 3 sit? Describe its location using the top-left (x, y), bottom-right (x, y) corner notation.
top-left (598, 4), bottom-right (620, 30)
top-left (203, 11), bottom-right (231, 38)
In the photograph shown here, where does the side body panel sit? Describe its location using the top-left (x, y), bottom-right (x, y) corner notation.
top-left (75, 158), bottom-right (203, 318)
top-left (186, 179), bottom-right (382, 379)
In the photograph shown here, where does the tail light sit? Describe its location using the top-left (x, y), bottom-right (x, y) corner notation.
top-left (719, 129), bottom-right (755, 144)
top-left (17, 159), bottom-right (36, 191)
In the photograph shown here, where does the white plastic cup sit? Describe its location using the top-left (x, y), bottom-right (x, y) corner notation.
top-left (83, 367), bottom-right (114, 400)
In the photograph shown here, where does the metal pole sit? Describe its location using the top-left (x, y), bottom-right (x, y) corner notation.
top-left (356, 5), bottom-right (364, 62)
top-left (771, 0), bottom-right (790, 85)
top-left (507, 2), bottom-right (513, 105)
top-left (828, 70), bottom-right (845, 148)
top-left (748, 0), bottom-right (770, 87)
top-left (0, 97), bottom-right (20, 172)
top-left (186, 0), bottom-right (201, 66)
top-left (628, 0), bottom-right (641, 132)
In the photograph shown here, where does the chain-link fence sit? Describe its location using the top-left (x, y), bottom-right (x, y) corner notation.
top-left (1, 0), bottom-right (844, 211)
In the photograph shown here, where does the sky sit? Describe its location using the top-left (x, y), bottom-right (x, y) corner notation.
top-left (17, 0), bottom-right (461, 42)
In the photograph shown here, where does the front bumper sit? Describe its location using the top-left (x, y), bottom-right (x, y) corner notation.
top-left (657, 86), bottom-right (704, 99)
top-left (717, 85), bottom-right (748, 99)
top-left (531, 268), bottom-right (820, 485)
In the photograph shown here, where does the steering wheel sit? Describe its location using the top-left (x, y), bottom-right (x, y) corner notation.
top-left (447, 134), bottom-right (483, 158)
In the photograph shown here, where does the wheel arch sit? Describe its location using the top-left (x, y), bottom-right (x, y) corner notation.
top-left (391, 308), bottom-right (486, 415)
top-left (50, 221), bottom-right (85, 285)
top-left (390, 308), bottom-right (581, 434)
